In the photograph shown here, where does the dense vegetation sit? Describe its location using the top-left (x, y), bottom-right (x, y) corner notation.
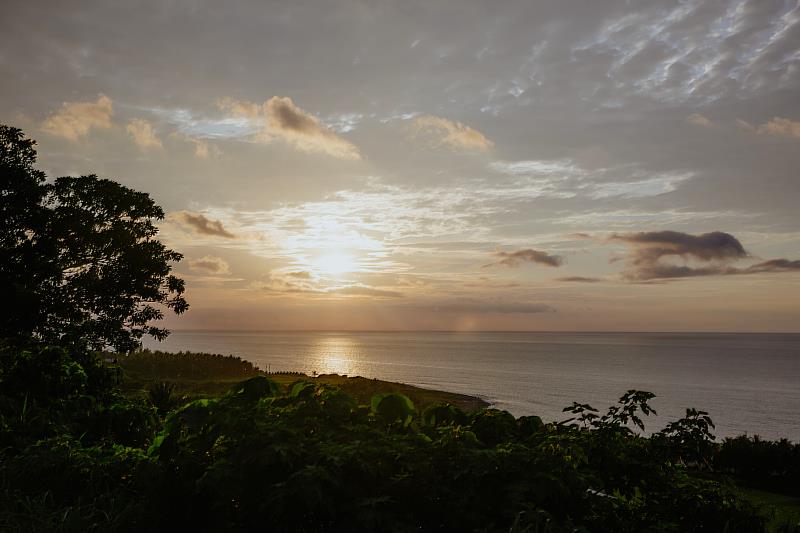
top-left (1, 344), bottom-right (799, 532)
top-left (2, 125), bottom-right (799, 531)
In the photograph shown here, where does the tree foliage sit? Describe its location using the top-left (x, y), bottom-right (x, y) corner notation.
top-left (0, 125), bottom-right (187, 352)
top-left (2, 342), bottom-right (796, 532)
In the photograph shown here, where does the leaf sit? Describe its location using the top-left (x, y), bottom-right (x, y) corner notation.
top-left (371, 393), bottom-right (416, 428)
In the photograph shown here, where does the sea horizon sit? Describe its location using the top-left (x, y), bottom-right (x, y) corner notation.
top-left (145, 330), bottom-right (800, 442)
top-left (165, 328), bottom-right (800, 335)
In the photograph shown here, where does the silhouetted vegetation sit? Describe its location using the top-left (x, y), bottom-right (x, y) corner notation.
top-left (2, 125), bottom-right (799, 531)
top-left (120, 349), bottom-right (261, 381)
top-left (3, 347), bottom-right (798, 532)
top-left (0, 125), bottom-right (186, 353)
top-left (717, 436), bottom-right (800, 496)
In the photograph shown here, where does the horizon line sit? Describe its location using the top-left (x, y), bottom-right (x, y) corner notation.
top-left (161, 328), bottom-right (800, 335)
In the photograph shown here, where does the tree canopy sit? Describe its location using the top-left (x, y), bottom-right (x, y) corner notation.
top-left (0, 125), bottom-right (187, 352)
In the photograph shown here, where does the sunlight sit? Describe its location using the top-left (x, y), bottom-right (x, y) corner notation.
top-left (310, 251), bottom-right (358, 277)
top-left (310, 335), bottom-right (360, 376)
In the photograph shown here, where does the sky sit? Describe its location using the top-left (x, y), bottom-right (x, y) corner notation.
top-left (2, 0), bottom-right (799, 332)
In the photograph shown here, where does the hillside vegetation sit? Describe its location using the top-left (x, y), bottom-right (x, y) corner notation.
top-left (2, 345), bottom-right (800, 532)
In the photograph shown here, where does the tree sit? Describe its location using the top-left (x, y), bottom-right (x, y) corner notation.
top-left (0, 125), bottom-right (188, 352)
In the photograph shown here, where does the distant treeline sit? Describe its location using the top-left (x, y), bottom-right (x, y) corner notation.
top-left (717, 435), bottom-right (800, 496)
top-left (117, 349), bottom-right (262, 380)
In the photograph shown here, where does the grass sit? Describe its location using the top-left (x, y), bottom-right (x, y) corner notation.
top-left (117, 348), bottom-right (488, 413)
top-left (736, 486), bottom-right (800, 532)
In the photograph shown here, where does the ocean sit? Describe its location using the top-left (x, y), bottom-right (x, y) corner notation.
top-left (143, 331), bottom-right (800, 441)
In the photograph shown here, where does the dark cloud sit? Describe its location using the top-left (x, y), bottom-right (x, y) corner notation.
top-left (609, 230), bottom-right (799, 281)
top-left (623, 259), bottom-right (800, 281)
top-left (556, 276), bottom-right (602, 283)
top-left (489, 249), bottom-right (564, 268)
top-left (744, 259), bottom-right (800, 273)
top-left (610, 231), bottom-right (748, 264)
top-left (628, 264), bottom-right (737, 281)
top-left (610, 230), bottom-right (746, 281)
top-left (172, 211), bottom-right (235, 238)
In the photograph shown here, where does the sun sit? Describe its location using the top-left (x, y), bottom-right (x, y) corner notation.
top-left (311, 252), bottom-right (357, 277)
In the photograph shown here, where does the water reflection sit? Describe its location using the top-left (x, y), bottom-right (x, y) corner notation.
top-left (310, 335), bottom-right (360, 376)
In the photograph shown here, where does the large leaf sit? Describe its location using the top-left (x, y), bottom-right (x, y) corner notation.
top-left (370, 392), bottom-right (416, 427)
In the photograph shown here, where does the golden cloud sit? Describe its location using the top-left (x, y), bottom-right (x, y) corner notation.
top-left (188, 255), bottom-right (231, 274)
top-left (686, 113), bottom-right (713, 127)
top-left (737, 117), bottom-right (800, 139)
top-left (126, 118), bottom-right (163, 151)
top-left (218, 96), bottom-right (361, 159)
top-left (755, 117), bottom-right (800, 139)
top-left (412, 115), bottom-right (493, 151)
top-left (41, 94), bottom-right (113, 141)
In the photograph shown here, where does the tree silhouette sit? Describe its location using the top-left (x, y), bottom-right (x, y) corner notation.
top-left (0, 125), bottom-right (187, 352)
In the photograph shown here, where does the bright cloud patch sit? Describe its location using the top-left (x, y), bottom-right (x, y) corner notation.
top-left (489, 159), bottom-right (692, 199)
top-left (126, 118), bottom-right (162, 151)
top-left (412, 115), bottom-right (493, 152)
top-left (189, 255), bottom-right (230, 274)
top-left (687, 114), bottom-right (713, 127)
top-left (218, 96), bottom-right (361, 159)
top-left (41, 94), bottom-right (113, 141)
top-left (752, 117), bottom-right (800, 140)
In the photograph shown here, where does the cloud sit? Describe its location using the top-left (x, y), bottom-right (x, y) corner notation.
top-left (488, 159), bottom-right (692, 200)
top-left (571, 2), bottom-right (800, 106)
top-left (556, 276), bottom-right (603, 283)
top-left (754, 117), bottom-right (800, 140)
top-left (489, 159), bottom-right (581, 176)
top-left (744, 259), bottom-right (800, 273)
top-left (126, 118), bottom-right (163, 151)
top-left (412, 115), bottom-right (493, 151)
top-left (687, 114), bottom-right (713, 127)
top-left (188, 137), bottom-right (222, 159)
top-left (171, 131), bottom-right (220, 158)
top-left (329, 286), bottom-right (403, 298)
top-left (737, 117), bottom-right (800, 140)
top-left (618, 259), bottom-right (800, 281)
top-left (254, 272), bottom-right (401, 299)
top-left (192, 139), bottom-right (211, 158)
top-left (171, 211), bottom-right (236, 238)
top-left (41, 94), bottom-right (113, 141)
top-left (609, 230), bottom-right (747, 281)
top-left (218, 96), bottom-right (361, 159)
top-left (610, 231), bottom-right (748, 264)
top-left (188, 255), bottom-right (230, 274)
top-left (609, 230), bottom-right (746, 281)
top-left (324, 112), bottom-right (363, 133)
top-left (488, 248), bottom-right (564, 268)
top-left (606, 231), bottom-right (800, 281)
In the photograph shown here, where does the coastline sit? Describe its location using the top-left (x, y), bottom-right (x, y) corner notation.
top-left (118, 349), bottom-right (490, 413)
